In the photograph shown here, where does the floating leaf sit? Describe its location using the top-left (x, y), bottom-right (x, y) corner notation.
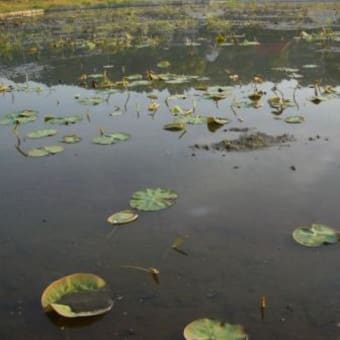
top-left (44, 115), bottom-right (83, 125)
top-left (93, 132), bottom-right (130, 145)
top-left (77, 96), bottom-right (105, 106)
top-left (130, 188), bottom-right (178, 211)
top-left (41, 273), bottom-right (113, 318)
top-left (0, 110), bottom-right (37, 125)
top-left (184, 318), bottom-right (248, 340)
top-left (27, 145), bottom-right (64, 157)
top-left (163, 122), bottom-right (186, 131)
top-left (125, 74), bottom-right (143, 81)
top-left (207, 117), bottom-right (229, 132)
top-left (61, 134), bottom-right (82, 144)
top-left (176, 115), bottom-right (207, 125)
top-left (207, 117), bottom-right (229, 125)
top-left (284, 115), bottom-right (304, 124)
top-left (157, 60), bottom-right (171, 68)
top-left (44, 145), bottom-right (64, 154)
top-left (239, 39), bottom-right (260, 46)
top-left (107, 210), bottom-right (138, 225)
top-left (27, 148), bottom-right (49, 157)
top-left (292, 224), bottom-right (339, 247)
top-left (26, 129), bottom-right (57, 139)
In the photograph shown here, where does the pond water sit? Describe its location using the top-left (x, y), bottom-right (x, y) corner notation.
top-left (0, 2), bottom-right (340, 339)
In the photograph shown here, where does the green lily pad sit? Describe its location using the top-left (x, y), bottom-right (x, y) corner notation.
top-left (93, 132), bottom-right (130, 145)
top-left (107, 210), bottom-right (138, 225)
top-left (176, 115), bottom-right (207, 125)
top-left (130, 188), bottom-right (178, 212)
top-left (163, 122), bottom-right (186, 131)
top-left (184, 318), bottom-right (248, 340)
top-left (44, 115), bottom-right (83, 125)
top-left (61, 134), bottom-right (82, 144)
top-left (26, 129), bottom-right (57, 139)
top-left (157, 60), bottom-right (171, 68)
top-left (44, 145), bottom-right (64, 154)
top-left (41, 273), bottom-right (113, 318)
top-left (77, 96), bottom-right (105, 106)
top-left (292, 224), bottom-right (339, 247)
top-left (284, 115), bottom-right (304, 124)
top-left (0, 110), bottom-right (38, 125)
top-left (27, 145), bottom-right (64, 157)
top-left (27, 148), bottom-right (50, 157)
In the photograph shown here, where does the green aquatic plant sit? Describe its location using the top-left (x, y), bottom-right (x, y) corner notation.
top-left (184, 318), bottom-right (248, 340)
top-left (129, 188), bottom-right (178, 212)
top-left (292, 224), bottom-right (339, 247)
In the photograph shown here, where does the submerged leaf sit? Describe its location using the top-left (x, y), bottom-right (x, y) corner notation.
top-left (130, 188), bottom-right (178, 211)
top-left (184, 318), bottom-right (248, 340)
top-left (41, 273), bottom-right (113, 318)
top-left (292, 224), bottom-right (339, 247)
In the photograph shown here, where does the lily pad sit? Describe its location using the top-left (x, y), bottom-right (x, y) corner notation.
top-left (27, 148), bottom-right (50, 157)
top-left (176, 115), bottom-right (207, 125)
top-left (107, 210), bottom-right (138, 225)
top-left (184, 318), bottom-right (248, 340)
top-left (93, 132), bottom-right (130, 145)
top-left (27, 145), bottom-right (64, 157)
top-left (44, 145), bottom-right (64, 154)
top-left (292, 224), bottom-right (339, 247)
top-left (130, 188), bottom-right (178, 212)
top-left (0, 110), bottom-right (37, 125)
top-left (157, 60), bottom-right (171, 68)
top-left (44, 115), bottom-right (83, 125)
top-left (26, 129), bottom-right (57, 139)
top-left (61, 134), bottom-right (82, 144)
top-left (284, 115), bottom-right (304, 124)
top-left (41, 273), bottom-right (113, 318)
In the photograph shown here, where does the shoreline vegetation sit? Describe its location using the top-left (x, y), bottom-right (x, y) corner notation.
top-left (0, 0), bottom-right (339, 15)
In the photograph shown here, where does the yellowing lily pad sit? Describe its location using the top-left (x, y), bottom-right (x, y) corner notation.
top-left (292, 224), bottom-right (339, 247)
top-left (41, 273), bottom-right (113, 318)
top-left (284, 115), bottom-right (304, 124)
top-left (130, 188), bottom-right (178, 212)
top-left (26, 129), bottom-right (57, 139)
top-left (107, 210), bottom-right (138, 225)
top-left (184, 318), bottom-right (248, 340)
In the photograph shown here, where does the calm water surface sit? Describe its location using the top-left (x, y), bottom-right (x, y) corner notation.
top-left (0, 3), bottom-right (340, 339)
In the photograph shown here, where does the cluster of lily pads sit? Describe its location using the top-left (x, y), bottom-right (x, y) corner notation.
top-left (39, 186), bottom-right (252, 338)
